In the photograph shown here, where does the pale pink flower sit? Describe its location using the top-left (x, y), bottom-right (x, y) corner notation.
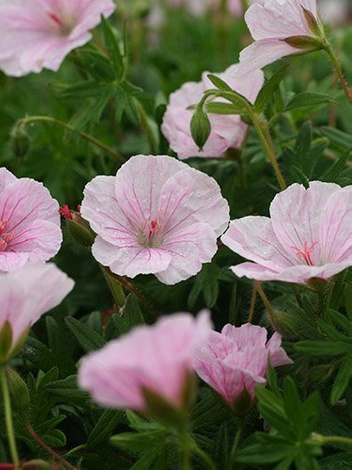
top-left (0, 0), bottom-right (115, 77)
top-left (162, 64), bottom-right (264, 159)
top-left (0, 168), bottom-right (62, 273)
top-left (222, 182), bottom-right (352, 284)
top-left (0, 263), bottom-right (74, 358)
top-left (239, 0), bottom-right (321, 75)
top-left (194, 323), bottom-right (292, 409)
top-left (81, 155), bottom-right (229, 285)
top-left (78, 311), bottom-right (212, 411)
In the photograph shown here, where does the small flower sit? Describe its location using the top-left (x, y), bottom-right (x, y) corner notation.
top-left (81, 155), bottom-right (229, 284)
top-left (194, 323), bottom-right (292, 413)
top-left (0, 168), bottom-right (63, 273)
top-left (221, 182), bottom-right (352, 284)
top-left (0, 263), bottom-right (74, 363)
top-left (0, 0), bottom-right (115, 77)
top-left (162, 64), bottom-right (264, 159)
top-left (239, 0), bottom-right (323, 75)
top-left (78, 311), bottom-right (212, 412)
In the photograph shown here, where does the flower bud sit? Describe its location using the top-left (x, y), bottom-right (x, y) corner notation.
top-left (10, 123), bottom-right (30, 158)
top-left (190, 106), bottom-right (211, 151)
top-left (66, 211), bottom-right (96, 248)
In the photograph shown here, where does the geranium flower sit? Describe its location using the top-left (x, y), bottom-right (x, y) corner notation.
top-left (0, 168), bottom-right (62, 272)
top-left (239, 0), bottom-right (322, 75)
top-left (81, 155), bottom-right (229, 285)
top-left (0, 263), bottom-right (74, 362)
top-left (162, 64), bottom-right (264, 159)
top-left (221, 182), bottom-right (352, 284)
top-left (194, 323), bottom-right (292, 412)
top-left (0, 0), bottom-right (115, 77)
top-left (78, 311), bottom-right (212, 412)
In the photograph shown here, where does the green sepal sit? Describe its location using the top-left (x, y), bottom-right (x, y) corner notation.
top-left (5, 367), bottom-right (30, 417)
top-left (231, 386), bottom-right (254, 418)
top-left (66, 212), bottom-right (96, 248)
top-left (0, 321), bottom-right (13, 365)
top-left (284, 35), bottom-right (323, 51)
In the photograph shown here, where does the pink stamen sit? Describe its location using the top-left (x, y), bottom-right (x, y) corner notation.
top-left (59, 204), bottom-right (73, 220)
top-left (291, 240), bottom-right (318, 266)
top-left (0, 221), bottom-right (14, 252)
top-left (48, 13), bottom-right (64, 27)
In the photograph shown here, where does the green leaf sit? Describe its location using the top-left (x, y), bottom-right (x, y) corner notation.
top-left (110, 431), bottom-right (166, 453)
top-left (331, 354), bottom-right (352, 404)
top-left (207, 74), bottom-right (232, 91)
top-left (45, 375), bottom-right (89, 401)
top-left (65, 316), bottom-right (106, 352)
top-left (255, 65), bottom-right (289, 113)
top-left (320, 127), bottom-right (352, 150)
top-left (295, 340), bottom-right (349, 356)
top-left (285, 92), bottom-right (335, 111)
top-left (101, 16), bottom-right (124, 78)
top-left (321, 150), bottom-right (351, 182)
top-left (87, 409), bottom-right (124, 448)
top-left (320, 452), bottom-right (352, 469)
top-left (205, 102), bottom-right (244, 115)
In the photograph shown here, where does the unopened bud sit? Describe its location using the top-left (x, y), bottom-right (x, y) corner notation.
top-left (10, 123), bottom-right (30, 159)
top-left (270, 310), bottom-right (298, 338)
top-left (190, 107), bottom-right (211, 151)
top-left (66, 211), bottom-right (96, 248)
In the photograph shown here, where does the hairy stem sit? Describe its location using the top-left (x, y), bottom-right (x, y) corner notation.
top-left (324, 43), bottom-right (352, 104)
top-left (255, 281), bottom-right (278, 329)
top-left (0, 367), bottom-right (20, 469)
top-left (18, 116), bottom-right (125, 163)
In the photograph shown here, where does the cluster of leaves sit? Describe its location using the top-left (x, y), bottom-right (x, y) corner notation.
top-left (0, 1), bottom-right (352, 469)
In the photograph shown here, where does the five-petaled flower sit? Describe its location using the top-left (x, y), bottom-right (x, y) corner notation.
top-left (162, 64), bottom-right (264, 159)
top-left (0, 168), bottom-right (62, 273)
top-left (221, 182), bottom-right (352, 284)
top-left (194, 323), bottom-right (292, 414)
top-left (0, 263), bottom-right (74, 363)
top-left (239, 0), bottom-right (323, 76)
top-left (80, 155), bottom-right (229, 285)
top-left (78, 311), bottom-right (212, 412)
top-left (0, 0), bottom-right (115, 76)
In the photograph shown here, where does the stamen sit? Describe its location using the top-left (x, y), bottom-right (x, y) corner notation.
top-left (138, 219), bottom-right (163, 248)
top-left (0, 222), bottom-right (14, 252)
top-left (291, 240), bottom-right (318, 266)
top-left (48, 13), bottom-right (64, 28)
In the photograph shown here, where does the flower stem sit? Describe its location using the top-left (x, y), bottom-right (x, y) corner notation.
top-left (311, 433), bottom-right (352, 447)
top-left (136, 100), bottom-right (158, 154)
top-left (26, 421), bottom-right (77, 470)
top-left (0, 367), bottom-right (20, 469)
top-left (227, 418), bottom-right (244, 470)
top-left (179, 432), bottom-right (217, 470)
top-left (248, 282), bottom-right (257, 323)
top-left (249, 112), bottom-right (287, 190)
top-left (18, 116), bottom-right (126, 163)
top-left (255, 281), bottom-right (278, 330)
top-left (324, 43), bottom-right (352, 104)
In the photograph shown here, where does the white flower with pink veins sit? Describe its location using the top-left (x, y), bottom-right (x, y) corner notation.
top-left (81, 155), bottom-right (230, 285)
top-left (0, 0), bottom-right (115, 76)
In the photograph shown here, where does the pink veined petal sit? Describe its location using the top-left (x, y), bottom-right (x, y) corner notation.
top-left (269, 182), bottom-right (341, 264)
top-left (318, 185), bottom-right (352, 264)
top-left (8, 219), bottom-right (63, 262)
top-left (221, 323), bottom-right (268, 349)
top-left (245, 0), bottom-right (315, 41)
top-left (230, 262), bottom-right (281, 281)
top-left (92, 236), bottom-right (172, 278)
top-left (0, 168), bottom-right (17, 193)
top-left (81, 175), bottom-right (138, 246)
top-left (0, 177), bottom-right (60, 229)
top-left (114, 155), bottom-right (186, 223)
top-left (1, 263), bottom-right (74, 344)
top-left (0, 251), bottom-right (29, 273)
top-left (156, 222), bottom-right (217, 285)
top-left (266, 332), bottom-right (293, 367)
top-left (239, 39), bottom-right (298, 75)
top-left (159, 167), bottom-right (229, 237)
top-left (221, 216), bottom-right (293, 271)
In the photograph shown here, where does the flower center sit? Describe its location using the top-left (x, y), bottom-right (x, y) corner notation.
top-left (291, 240), bottom-right (318, 266)
top-left (138, 220), bottom-right (164, 248)
top-left (0, 221), bottom-right (14, 252)
top-left (47, 12), bottom-right (75, 35)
